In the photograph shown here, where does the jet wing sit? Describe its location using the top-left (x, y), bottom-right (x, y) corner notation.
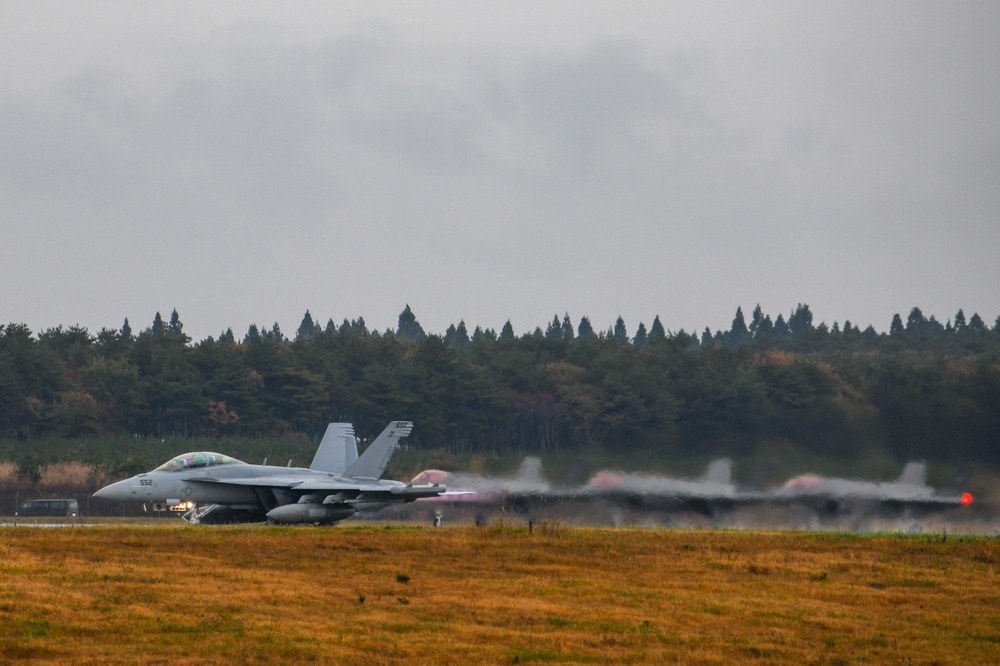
top-left (184, 475), bottom-right (388, 492)
top-left (558, 487), bottom-right (742, 517)
top-left (186, 475), bottom-right (444, 499)
top-left (293, 480), bottom-right (446, 500)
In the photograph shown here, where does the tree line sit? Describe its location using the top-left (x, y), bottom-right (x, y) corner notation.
top-left (1, 303), bottom-right (999, 467)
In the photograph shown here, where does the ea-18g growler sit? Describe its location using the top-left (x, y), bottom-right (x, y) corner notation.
top-left (94, 421), bottom-right (445, 524)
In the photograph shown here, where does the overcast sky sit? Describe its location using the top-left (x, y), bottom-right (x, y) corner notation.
top-left (2, 2), bottom-right (998, 341)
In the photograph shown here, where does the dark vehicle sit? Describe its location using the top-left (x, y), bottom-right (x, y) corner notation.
top-left (15, 499), bottom-right (79, 517)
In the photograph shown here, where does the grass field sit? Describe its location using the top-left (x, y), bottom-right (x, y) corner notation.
top-left (1, 523), bottom-right (999, 664)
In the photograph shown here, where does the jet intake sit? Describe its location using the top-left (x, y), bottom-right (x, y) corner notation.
top-left (266, 503), bottom-right (356, 525)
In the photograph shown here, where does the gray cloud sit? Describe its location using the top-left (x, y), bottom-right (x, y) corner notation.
top-left (1, 4), bottom-right (998, 339)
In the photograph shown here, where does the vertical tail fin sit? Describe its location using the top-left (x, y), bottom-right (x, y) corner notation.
top-left (310, 423), bottom-right (358, 474)
top-left (702, 458), bottom-right (733, 485)
top-left (898, 461), bottom-right (927, 486)
top-left (344, 428), bottom-right (358, 470)
top-left (345, 421), bottom-right (413, 479)
top-left (517, 457), bottom-right (543, 482)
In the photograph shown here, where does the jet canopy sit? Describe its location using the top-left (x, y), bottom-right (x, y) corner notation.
top-left (154, 452), bottom-right (244, 472)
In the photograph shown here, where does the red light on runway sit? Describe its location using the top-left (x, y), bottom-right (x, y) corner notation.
top-left (961, 492), bottom-right (973, 506)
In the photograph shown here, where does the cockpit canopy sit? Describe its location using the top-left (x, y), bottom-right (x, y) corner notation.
top-left (154, 452), bottom-right (244, 473)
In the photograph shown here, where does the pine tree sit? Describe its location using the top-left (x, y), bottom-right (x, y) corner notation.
top-left (445, 320), bottom-right (470, 349)
top-left (296, 310), bottom-right (320, 340)
top-left (729, 307), bottom-right (749, 345)
top-left (788, 303), bottom-right (814, 336)
top-left (749, 305), bottom-right (765, 338)
top-left (633, 322), bottom-right (648, 347)
top-left (396, 305), bottom-right (427, 342)
top-left (890, 313), bottom-right (905, 336)
top-left (267, 323), bottom-right (285, 342)
top-left (545, 315), bottom-right (562, 340)
top-left (120, 318), bottom-right (132, 340)
top-left (339, 318), bottom-right (369, 336)
top-left (954, 309), bottom-right (967, 332)
top-left (613, 316), bottom-right (628, 343)
top-left (472, 326), bottom-right (497, 343)
top-left (499, 320), bottom-right (515, 341)
top-left (577, 316), bottom-right (595, 340)
top-left (906, 307), bottom-right (926, 334)
top-left (648, 316), bottom-right (666, 342)
top-left (168, 309), bottom-right (184, 337)
top-left (561, 313), bottom-right (574, 340)
top-left (756, 314), bottom-right (774, 338)
top-left (244, 323), bottom-right (261, 343)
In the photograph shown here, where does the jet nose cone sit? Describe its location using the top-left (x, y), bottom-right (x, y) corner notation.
top-left (93, 479), bottom-right (131, 502)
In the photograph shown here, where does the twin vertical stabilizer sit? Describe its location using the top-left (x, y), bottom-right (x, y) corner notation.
top-left (310, 423), bottom-right (359, 474)
top-left (345, 421), bottom-right (414, 479)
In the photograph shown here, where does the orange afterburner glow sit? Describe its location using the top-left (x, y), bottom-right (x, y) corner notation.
top-left (961, 492), bottom-right (974, 506)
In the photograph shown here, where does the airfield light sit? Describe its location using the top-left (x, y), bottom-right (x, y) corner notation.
top-left (961, 492), bottom-right (973, 506)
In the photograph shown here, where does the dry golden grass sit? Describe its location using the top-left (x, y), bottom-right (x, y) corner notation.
top-left (1, 523), bottom-right (998, 665)
top-left (38, 462), bottom-right (108, 492)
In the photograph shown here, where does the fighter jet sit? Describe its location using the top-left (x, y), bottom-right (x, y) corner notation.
top-left (765, 461), bottom-right (974, 519)
top-left (412, 457), bottom-right (549, 502)
top-left (93, 421), bottom-right (446, 525)
top-left (409, 457), bottom-right (552, 518)
top-left (566, 458), bottom-right (739, 519)
top-left (408, 458), bottom-right (741, 525)
top-left (574, 460), bottom-right (974, 526)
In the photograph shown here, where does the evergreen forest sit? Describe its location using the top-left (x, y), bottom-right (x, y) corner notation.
top-left (2, 304), bottom-right (1000, 479)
